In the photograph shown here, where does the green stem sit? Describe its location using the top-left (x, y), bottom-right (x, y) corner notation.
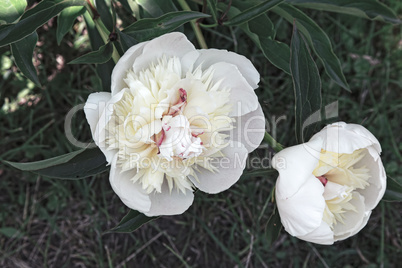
top-left (264, 132), bottom-right (284, 152)
top-left (177, 0), bottom-right (208, 49)
top-left (94, 20), bottom-right (120, 64)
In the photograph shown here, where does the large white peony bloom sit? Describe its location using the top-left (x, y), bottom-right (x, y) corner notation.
top-left (272, 122), bottom-right (386, 245)
top-left (84, 32), bottom-right (265, 216)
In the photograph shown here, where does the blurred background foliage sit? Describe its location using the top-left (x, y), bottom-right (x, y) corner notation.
top-left (0, 0), bottom-right (401, 267)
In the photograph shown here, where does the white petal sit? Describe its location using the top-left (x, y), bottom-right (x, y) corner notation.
top-left (109, 155), bottom-right (151, 213)
top-left (209, 62), bottom-right (258, 117)
top-left (93, 89), bottom-right (126, 163)
top-left (133, 32), bottom-right (196, 73)
top-left (84, 92), bottom-right (118, 163)
top-left (146, 180), bottom-right (194, 216)
top-left (84, 92), bottom-right (111, 138)
top-left (296, 221), bottom-right (334, 245)
top-left (310, 122), bottom-right (381, 159)
top-left (355, 151), bottom-right (386, 211)
top-left (194, 48), bottom-right (260, 89)
top-left (190, 141), bottom-right (248, 194)
top-left (111, 41), bottom-right (148, 95)
top-left (332, 192), bottom-right (369, 240)
top-left (228, 103), bottom-right (266, 153)
top-left (276, 175), bottom-right (326, 236)
top-left (272, 137), bottom-right (323, 199)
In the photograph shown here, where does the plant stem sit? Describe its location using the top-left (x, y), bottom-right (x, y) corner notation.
top-left (94, 19), bottom-right (120, 63)
top-left (177, 0), bottom-right (208, 49)
top-left (264, 132), bottom-right (284, 152)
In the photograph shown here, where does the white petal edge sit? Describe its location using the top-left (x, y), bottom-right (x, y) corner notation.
top-left (228, 103), bottom-right (266, 153)
top-left (133, 32), bottom-right (196, 74)
top-left (272, 137), bottom-right (323, 199)
top-left (209, 62), bottom-right (258, 117)
top-left (145, 180), bottom-right (195, 217)
top-left (189, 141), bottom-right (248, 194)
top-left (310, 122), bottom-right (381, 160)
top-left (332, 192), bottom-right (369, 240)
top-left (111, 41), bottom-right (148, 95)
top-left (355, 150), bottom-right (386, 211)
top-left (296, 221), bottom-right (334, 245)
top-left (109, 155), bottom-right (151, 213)
top-left (276, 175), bottom-right (326, 237)
top-left (194, 48), bottom-right (260, 89)
top-left (84, 92), bottom-right (111, 138)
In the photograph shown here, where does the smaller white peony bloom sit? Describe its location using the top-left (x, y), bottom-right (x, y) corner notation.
top-left (272, 122), bottom-right (386, 245)
top-left (84, 32), bottom-right (266, 216)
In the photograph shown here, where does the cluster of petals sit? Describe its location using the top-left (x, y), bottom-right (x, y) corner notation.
top-left (272, 122), bottom-right (386, 244)
top-left (84, 32), bottom-right (265, 216)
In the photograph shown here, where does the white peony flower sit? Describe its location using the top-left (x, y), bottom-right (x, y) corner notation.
top-left (272, 122), bottom-right (386, 245)
top-left (84, 32), bottom-right (265, 216)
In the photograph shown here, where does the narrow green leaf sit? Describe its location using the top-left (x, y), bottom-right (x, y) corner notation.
top-left (0, 227), bottom-right (23, 238)
top-left (83, 11), bottom-right (115, 91)
top-left (273, 4), bottom-right (350, 91)
top-left (0, 0), bottom-right (27, 24)
top-left (118, 0), bottom-right (133, 13)
top-left (220, 2), bottom-right (290, 73)
top-left (290, 23), bottom-right (322, 143)
top-left (10, 32), bottom-right (41, 86)
top-left (68, 42), bottom-right (113, 64)
top-left (136, 0), bottom-right (177, 17)
top-left (265, 206), bottom-right (282, 246)
top-left (4, 148), bottom-right (86, 171)
top-left (56, 6), bottom-right (86, 45)
top-left (224, 0), bottom-right (283, 26)
top-left (4, 148), bottom-right (108, 179)
top-left (96, 0), bottom-right (114, 32)
top-left (117, 29), bottom-right (137, 52)
top-left (287, 0), bottom-right (400, 24)
top-left (106, 210), bottom-right (158, 233)
top-left (122, 11), bottom-right (210, 42)
top-left (206, 0), bottom-right (218, 23)
top-left (383, 176), bottom-right (402, 202)
top-left (0, 0), bottom-right (86, 47)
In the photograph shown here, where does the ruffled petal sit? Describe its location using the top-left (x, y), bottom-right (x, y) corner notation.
top-left (355, 151), bottom-right (386, 211)
top-left (276, 175), bottom-right (326, 236)
top-left (208, 62), bottom-right (258, 117)
top-left (194, 48), bottom-right (260, 89)
top-left (111, 41), bottom-right (148, 95)
top-left (133, 32), bottom-right (196, 74)
top-left (332, 192), bottom-right (369, 240)
top-left (109, 155), bottom-right (151, 213)
top-left (228, 103), bottom-right (265, 153)
top-left (146, 180), bottom-right (195, 216)
top-left (272, 137), bottom-right (323, 199)
top-left (189, 141), bottom-right (248, 194)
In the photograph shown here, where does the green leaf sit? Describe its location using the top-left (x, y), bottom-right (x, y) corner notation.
top-left (106, 210), bottom-right (158, 233)
top-left (68, 42), bottom-right (113, 64)
top-left (265, 206), bottom-right (282, 246)
top-left (0, 0), bottom-right (86, 47)
top-left (122, 11), bottom-right (210, 42)
top-left (287, 0), bottom-right (400, 24)
top-left (273, 4), bottom-right (350, 91)
top-left (383, 176), bottom-right (402, 202)
top-left (96, 0), bottom-right (114, 32)
top-left (10, 32), bottom-right (41, 86)
top-left (206, 0), bottom-right (218, 23)
top-left (136, 0), bottom-right (177, 17)
top-left (56, 6), bottom-right (86, 45)
top-left (83, 11), bottom-right (115, 91)
top-left (0, 0), bottom-right (27, 24)
top-left (117, 29), bottom-right (137, 52)
top-left (224, 0), bottom-right (284, 26)
top-left (219, 2), bottom-right (290, 73)
top-left (290, 23), bottom-right (322, 143)
top-left (4, 148), bottom-right (109, 179)
top-left (0, 227), bottom-right (23, 238)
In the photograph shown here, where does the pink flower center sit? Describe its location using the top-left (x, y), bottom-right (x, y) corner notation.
top-left (316, 175), bottom-right (328, 186)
